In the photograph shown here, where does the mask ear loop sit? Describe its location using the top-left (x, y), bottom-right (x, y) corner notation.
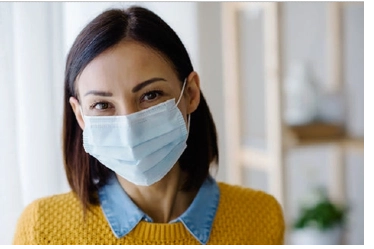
top-left (187, 113), bottom-right (191, 134)
top-left (79, 105), bottom-right (86, 122)
top-left (175, 78), bottom-right (191, 134)
top-left (176, 78), bottom-right (187, 106)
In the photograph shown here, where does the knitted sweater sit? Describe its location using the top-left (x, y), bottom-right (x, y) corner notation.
top-left (13, 182), bottom-right (285, 245)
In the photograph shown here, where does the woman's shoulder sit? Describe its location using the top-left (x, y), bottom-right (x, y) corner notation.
top-left (21, 191), bottom-right (81, 216)
top-left (210, 182), bottom-right (285, 246)
top-left (13, 191), bottom-right (87, 245)
top-left (217, 182), bottom-right (279, 203)
top-left (214, 182), bottom-right (285, 244)
top-left (13, 191), bottom-right (83, 245)
top-left (18, 191), bottom-right (81, 224)
top-left (216, 181), bottom-right (284, 218)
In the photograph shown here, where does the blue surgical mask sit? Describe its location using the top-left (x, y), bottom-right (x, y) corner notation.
top-left (81, 79), bottom-right (189, 186)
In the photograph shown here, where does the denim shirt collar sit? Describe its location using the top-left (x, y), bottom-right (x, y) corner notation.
top-left (98, 174), bottom-right (220, 245)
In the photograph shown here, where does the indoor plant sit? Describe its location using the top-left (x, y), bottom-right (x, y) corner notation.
top-left (290, 187), bottom-right (347, 245)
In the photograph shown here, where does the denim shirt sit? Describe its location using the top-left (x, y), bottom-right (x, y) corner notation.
top-left (98, 174), bottom-right (220, 244)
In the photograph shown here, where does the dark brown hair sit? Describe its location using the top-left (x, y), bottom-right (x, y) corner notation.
top-left (63, 6), bottom-right (218, 210)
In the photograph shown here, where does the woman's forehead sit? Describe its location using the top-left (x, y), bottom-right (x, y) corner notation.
top-left (76, 41), bottom-right (179, 93)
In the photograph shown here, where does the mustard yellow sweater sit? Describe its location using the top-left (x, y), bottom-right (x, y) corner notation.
top-left (13, 182), bottom-right (285, 245)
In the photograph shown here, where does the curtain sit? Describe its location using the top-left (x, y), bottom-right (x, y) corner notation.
top-left (0, 2), bottom-right (69, 244)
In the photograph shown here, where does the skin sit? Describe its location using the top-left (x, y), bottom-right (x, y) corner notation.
top-left (69, 40), bottom-right (201, 223)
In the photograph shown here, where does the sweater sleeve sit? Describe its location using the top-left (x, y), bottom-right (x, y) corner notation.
top-left (268, 194), bottom-right (286, 245)
top-left (12, 200), bottom-right (41, 245)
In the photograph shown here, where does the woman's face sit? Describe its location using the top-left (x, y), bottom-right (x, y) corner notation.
top-left (69, 41), bottom-right (200, 130)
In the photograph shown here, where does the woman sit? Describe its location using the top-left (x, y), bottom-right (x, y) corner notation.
top-left (13, 6), bottom-right (285, 245)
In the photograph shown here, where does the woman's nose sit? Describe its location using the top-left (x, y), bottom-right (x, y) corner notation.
top-left (116, 102), bottom-right (140, 116)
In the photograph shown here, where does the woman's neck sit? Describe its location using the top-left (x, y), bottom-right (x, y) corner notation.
top-left (116, 164), bottom-right (197, 223)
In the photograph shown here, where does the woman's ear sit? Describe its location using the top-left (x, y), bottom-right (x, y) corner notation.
top-left (185, 71), bottom-right (201, 114)
top-left (69, 97), bottom-right (85, 130)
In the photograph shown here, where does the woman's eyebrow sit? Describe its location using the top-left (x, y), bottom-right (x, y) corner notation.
top-left (84, 90), bottom-right (113, 97)
top-left (132, 77), bottom-right (167, 93)
top-left (83, 77), bottom-right (167, 97)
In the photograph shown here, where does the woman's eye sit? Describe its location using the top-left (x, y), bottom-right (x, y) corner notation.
top-left (92, 102), bottom-right (109, 110)
top-left (142, 90), bottom-right (163, 102)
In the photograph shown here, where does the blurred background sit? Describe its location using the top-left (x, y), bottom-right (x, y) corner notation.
top-left (0, 1), bottom-right (364, 245)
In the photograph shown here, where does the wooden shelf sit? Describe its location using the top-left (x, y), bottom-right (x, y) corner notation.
top-left (288, 122), bottom-right (345, 140)
top-left (284, 122), bottom-right (363, 151)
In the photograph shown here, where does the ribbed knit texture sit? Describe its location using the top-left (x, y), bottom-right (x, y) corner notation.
top-left (13, 182), bottom-right (285, 245)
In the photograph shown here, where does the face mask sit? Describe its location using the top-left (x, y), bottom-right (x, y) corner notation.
top-left (81, 79), bottom-right (189, 186)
